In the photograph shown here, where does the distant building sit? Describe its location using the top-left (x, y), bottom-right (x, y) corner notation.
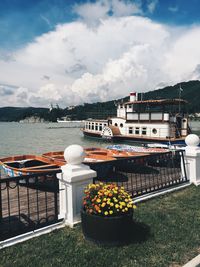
top-left (67, 106), bottom-right (75, 110)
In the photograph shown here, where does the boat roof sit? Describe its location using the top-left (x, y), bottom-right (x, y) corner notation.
top-left (86, 119), bottom-right (107, 122)
top-left (124, 99), bottom-right (188, 106)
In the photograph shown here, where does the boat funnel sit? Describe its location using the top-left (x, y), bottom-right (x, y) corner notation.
top-left (130, 92), bottom-right (137, 102)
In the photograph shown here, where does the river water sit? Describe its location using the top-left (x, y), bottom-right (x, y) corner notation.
top-left (0, 122), bottom-right (108, 157)
top-left (0, 121), bottom-right (200, 157)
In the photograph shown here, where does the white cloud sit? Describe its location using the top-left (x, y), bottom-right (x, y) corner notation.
top-left (0, 1), bottom-right (200, 107)
top-left (147, 0), bottom-right (158, 14)
top-left (38, 83), bottom-right (62, 101)
top-left (73, 0), bottom-right (142, 25)
top-left (73, 0), bottom-right (110, 25)
top-left (163, 27), bottom-right (200, 81)
top-left (111, 0), bottom-right (142, 16)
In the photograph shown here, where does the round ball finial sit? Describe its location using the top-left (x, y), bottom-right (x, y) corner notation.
top-left (64, 145), bottom-right (86, 165)
top-left (185, 134), bottom-right (200, 147)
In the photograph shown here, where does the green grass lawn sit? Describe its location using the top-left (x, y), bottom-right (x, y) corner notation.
top-left (1, 185), bottom-right (200, 267)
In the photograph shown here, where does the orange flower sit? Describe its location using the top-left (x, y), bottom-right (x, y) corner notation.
top-left (95, 205), bottom-right (100, 211)
top-left (83, 182), bottom-right (135, 216)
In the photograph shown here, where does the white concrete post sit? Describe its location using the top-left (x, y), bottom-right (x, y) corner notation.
top-left (185, 134), bottom-right (200, 186)
top-left (57, 145), bottom-right (97, 227)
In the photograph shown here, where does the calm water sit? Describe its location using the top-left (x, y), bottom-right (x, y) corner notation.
top-left (0, 121), bottom-right (200, 157)
top-left (0, 122), bottom-right (107, 157)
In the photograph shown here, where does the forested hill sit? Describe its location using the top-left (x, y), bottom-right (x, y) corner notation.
top-left (0, 107), bottom-right (50, 122)
top-left (0, 80), bottom-right (200, 122)
top-left (144, 80), bottom-right (200, 113)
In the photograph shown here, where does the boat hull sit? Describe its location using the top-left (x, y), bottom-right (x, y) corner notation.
top-left (0, 155), bottom-right (61, 177)
top-left (82, 130), bottom-right (186, 145)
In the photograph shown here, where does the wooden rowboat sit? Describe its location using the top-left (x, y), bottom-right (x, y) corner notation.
top-left (0, 155), bottom-right (62, 177)
top-left (42, 150), bottom-right (116, 164)
top-left (83, 153), bottom-right (116, 163)
top-left (42, 147), bottom-right (149, 164)
top-left (106, 145), bottom-right (168, 154)
top-left (42, 151), bottom-right (65, 164)
top-left (87, 149), bottom-right (149, 158)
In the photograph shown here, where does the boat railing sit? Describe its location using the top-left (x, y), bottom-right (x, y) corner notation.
top-left (0, 169), bottom-right (61, 241)
top-left (92, 150), bottom-right (188, 197)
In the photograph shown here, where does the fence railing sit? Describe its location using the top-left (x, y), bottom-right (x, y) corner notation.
top-left (91, 150), bottom-right (188, 197)
top-left (0, 150), bottom-right (189, 242)
top-left (0, 170), bottom-right (61, 241)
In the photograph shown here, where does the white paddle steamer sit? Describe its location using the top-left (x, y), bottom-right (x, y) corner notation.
top-left (82, 92), bottom-right (191, 144)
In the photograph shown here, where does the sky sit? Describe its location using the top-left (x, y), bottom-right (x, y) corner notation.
top-left (0, 0), bottom-right (200, 107)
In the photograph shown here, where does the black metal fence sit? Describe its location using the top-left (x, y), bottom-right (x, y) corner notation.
top-left (0, 170), bottom-right (61, 241)
top-left (0, 150), bottom-right (188, 242)
top-left (91, 150), bottom-right (188, 197)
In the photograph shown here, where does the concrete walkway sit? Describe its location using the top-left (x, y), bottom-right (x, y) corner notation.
top-left (183, 254), bottom-right (200, 267)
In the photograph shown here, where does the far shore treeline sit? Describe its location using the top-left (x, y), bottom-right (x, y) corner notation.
top-left (0, 80), bottom-right (200, 122)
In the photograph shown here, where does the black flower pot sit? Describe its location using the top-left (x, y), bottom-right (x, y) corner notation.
top-left (81, 209), bottom-right (133, 246)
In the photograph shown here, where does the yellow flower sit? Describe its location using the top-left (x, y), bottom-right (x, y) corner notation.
top-left (84, 182), bottom-right (136, 216)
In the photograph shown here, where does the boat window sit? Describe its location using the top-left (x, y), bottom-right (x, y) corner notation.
top-left (88, 123), bottom-right (90, 129)
top-left (99, 125), bottom-right (102, 131)
top-left (129, 105), bottom-right (132, 109)
top-left (120, 123), bottom-right (123, 128)
top-left (129, 127), bottom-right (133, 134)
top-left (135, 127), bottom-right (140, 134)
top-left (152, 128), bottom-right (157, 134)
top-left (142, 127), bottom-right (147, 135)
top-left (120, 105), bottom-right (123, 108)
top-left (95, 124), bottom-right (98, 131)
top-left (114, 123), bottom-right (118, 127)
top-left (92, 123), bottom-right (94, 130)
top-left (104, 124), bottom-right (107, 126)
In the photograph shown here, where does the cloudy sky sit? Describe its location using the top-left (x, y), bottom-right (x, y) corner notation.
top-left (0, 0), bottom-right (200, 107)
